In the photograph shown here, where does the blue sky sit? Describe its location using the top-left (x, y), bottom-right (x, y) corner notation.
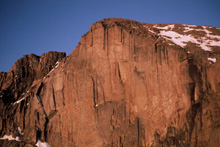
top-left (0, 0), bottom-right (220, 72)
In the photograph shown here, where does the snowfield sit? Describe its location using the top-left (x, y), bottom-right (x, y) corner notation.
top-left (35, 140), bottom-right (50, 147)
top-left (148, 24), bottom-right (220, 51)
top-left (0, 135), bottom-right (20, 141)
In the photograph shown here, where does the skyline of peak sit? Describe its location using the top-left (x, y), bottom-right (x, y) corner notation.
top-left (1, 0), bottom-right (220, 72)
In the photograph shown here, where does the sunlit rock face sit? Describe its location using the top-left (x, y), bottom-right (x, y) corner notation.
top-left (0, 18), bottom-right (220, 147)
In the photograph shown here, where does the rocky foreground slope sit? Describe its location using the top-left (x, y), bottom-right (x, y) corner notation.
top-left (0, 18), bottom-right (220, 147)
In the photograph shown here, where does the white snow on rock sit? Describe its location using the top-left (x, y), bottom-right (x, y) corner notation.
top-left (183, 24), bottom-right (197, 27)
top-left (18, 127), bottom-right (22, 134)
top-left (35, 140), bottom-right (50, 147)
top-left (207, 33), bottom-right (220, 40)
top-left (183, 27), bottom-right (194, 32)
top-left (143, 25), bottom-right (156, 34)
top-left (18, 127), bottom-right (23, 135)
top-left (148, 29), bottom-right (156, 34)
top-left (13, 97), bottom-right (25, 105)
top-left (154, 24), bottom-right (220, 51)
top-left (159, 30), bottom-right (200, 48)
top-left (203, 27), bottom-right (212, 34)
top-left (208, 57), bottom-right (216, 63)
top-left (55, 61), bottom-right (60, 68)
top-left (46, 60), bottom-right (61, 76)
top-left (47, 68), bottom-right (54, 76)
top-left (0, 135), bottom-right (20, 141)
top-left (13, 90), bottom-right (30, 105)
top-left (158, 31), bottom-right (220, 51)
top-left (183, 25), bottom-right (203, 33)
top-left (154, 24), bottom-right (174, 30)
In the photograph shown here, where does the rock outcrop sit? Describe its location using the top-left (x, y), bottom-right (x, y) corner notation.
top-left (0, 51), bottom-right (66, 103)
top-left (0, 18), bottom-right (220, 147)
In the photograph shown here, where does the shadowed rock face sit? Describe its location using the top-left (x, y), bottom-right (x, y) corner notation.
top-left (0, 52), bottom-right (66, 104)
top-left (0, 18), bottom-right (220, 147)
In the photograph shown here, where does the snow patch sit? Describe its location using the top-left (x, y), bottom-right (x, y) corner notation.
top-left (207, 33), bottom-right (220, 40)
top-left (47, 68), bottom-right (54, 76)
top-left (13, 97), bottom-right (25, 105)
top-left (203, 28), bottom-right (212, 34)
top-left (154, 24), bottom-right (174, 30)
top-left (35, 140), bottom-right (50, 147)
top-left (183, 24), bottom-right (197, 27)
top-left (0, 135), bottom-right (20, 141)
top-left (159, 31), bottom-right (197, 48)
top-left (55, 61), bottom-right (60, 68)
top-left (18, 127), bottom-right (23, 135)
top-left (47, 60), bottom-right (60, 75)
top-left (183, 27), bottom-right (194, 32)
top-left (208, 57), bottom-right (216, 63)
top-left (148, 29), bottom-right (156, 34)
top-left (158, 30), bottom-right (220, 51)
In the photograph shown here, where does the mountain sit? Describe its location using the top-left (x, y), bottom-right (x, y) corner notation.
top-left (0, 18), bottom-right (220, 147)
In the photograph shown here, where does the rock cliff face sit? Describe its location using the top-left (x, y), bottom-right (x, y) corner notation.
top-left (0, 18), bottom-right (220, 147)
top-left (0, 51), bottom-right (66, 105)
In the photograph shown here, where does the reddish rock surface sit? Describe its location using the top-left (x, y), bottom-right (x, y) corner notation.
top-left (0, 18), bottom-right (220, 147)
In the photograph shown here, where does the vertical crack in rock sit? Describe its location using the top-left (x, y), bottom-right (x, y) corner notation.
top-left (186, 58), bottom-right (204, 145)
top-left (157, 45), bottom-right (162, 65)
top-left (103, 25), bottom-right (106, 50)
top-left (106, 28), bottom-right (109, 56)
top-left (189, 82), bottom-right (196, 105)
top-left (36, 82), bottom-right (49, 141)
top-left (62, 81), bottom-right (65, 106)
top-left (91, 76), bottom-right (98, 108)
top-left (154, 43), bottom-right (158, 53)
top-left (121, 27), bottom-right (123, 44)
top-left (154, 43), bottom-right (159, 81)
top-left (163, 46), bottom-right (168, 64)
top-left (117, 63), bottom-right (123, 85)
top-left (103, 25), bottom-right (109, 56)
top-left (36, 83), bottom-right (44, 107)
top-left (102, 89), bottom-right (106, 104)
top-left (137, 117), bottom-right (140, 147)
top-left (52, 84), bottom-right (56, 110)
top-left (91, 29), bottom-right (93, 46)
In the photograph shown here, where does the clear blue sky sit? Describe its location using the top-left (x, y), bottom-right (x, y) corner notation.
top-left (0, 0), bottom-right (220, 72)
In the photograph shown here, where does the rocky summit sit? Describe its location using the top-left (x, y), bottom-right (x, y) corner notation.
top-left (0, 18), bottom-right (220, 147)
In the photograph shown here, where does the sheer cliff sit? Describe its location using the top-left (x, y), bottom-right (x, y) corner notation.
top-left (0, 18), bottom-right (220, 147)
